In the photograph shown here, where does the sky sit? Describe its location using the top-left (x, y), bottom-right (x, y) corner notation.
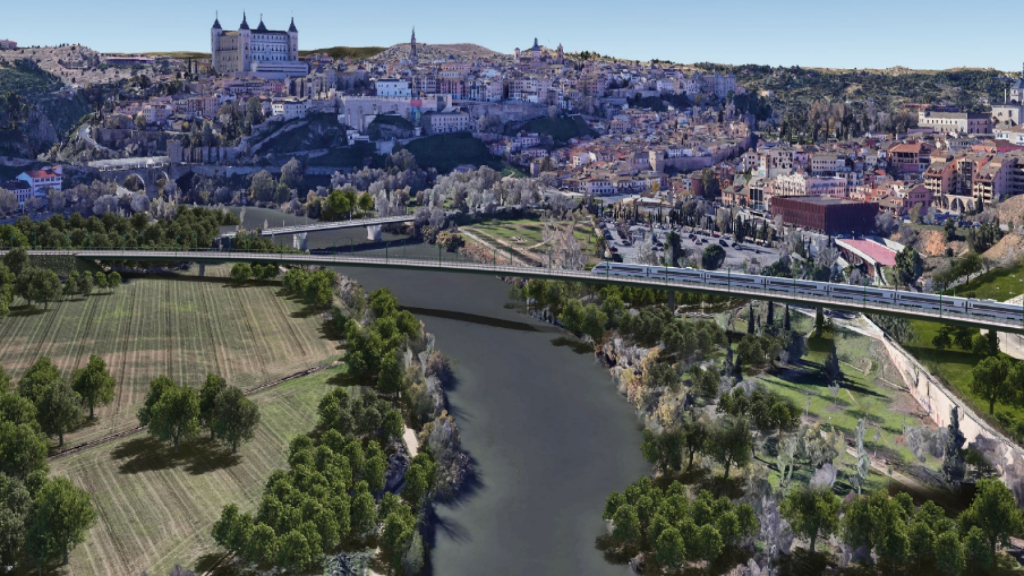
top-left (2, 0), bottom-right (1023, 72)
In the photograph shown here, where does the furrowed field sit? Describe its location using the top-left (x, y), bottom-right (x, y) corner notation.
top-left (0, 275), bottom-right (339, 447)
top-left (48, 368), bottom-right (341, 576)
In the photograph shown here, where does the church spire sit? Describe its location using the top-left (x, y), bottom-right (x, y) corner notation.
top-left (239, 11), bottom-right (249, 30)
top-left (289, 17), bottom-right (298, 33)
top-left (213, 11), bottom-right (221, 29)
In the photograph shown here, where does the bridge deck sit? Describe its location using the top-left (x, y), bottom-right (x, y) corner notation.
top-left (11, 249), bottom-right (1024, 334)
top-left (220, 215), bottom-right (416, 238)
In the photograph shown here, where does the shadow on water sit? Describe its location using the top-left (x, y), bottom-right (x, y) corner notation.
top-left (420, 463), bottom-right (484, 576)
top-left (400, 306), bottom-right (559, 333)
top-left (112, 435), bottom-right (241, 475)
top-left (551, 336), bottom-right (595, 355)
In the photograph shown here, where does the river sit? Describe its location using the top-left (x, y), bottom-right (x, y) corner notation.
top-left (236, 207), bottom-right (649, 575)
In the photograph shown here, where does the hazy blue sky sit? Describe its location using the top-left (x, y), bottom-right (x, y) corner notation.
top-left (3, 0), bottom-right (1023, 71)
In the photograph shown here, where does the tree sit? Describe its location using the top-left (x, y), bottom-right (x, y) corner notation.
top-left (94, 271), bottom-right (108, 292)
top-left (26, 269), bottom-right (62, 309)
top-left (970, 356), bottom-right (1011, 414)
top-left (79, 272), bottom-right (93, 298)
top-left (357, 192), bottom-right (374, 214)
top-left (656, 526), bottom-right (686, 569)
top-left (17, 357), bottom-right (64, 406)
top-left (25, 477), bottom-right (96, 566)
top-left (702, 244), bottom-right (726, 270)
top-left (0, 473), bottom-right (31, 569)
top-left (0, 420), bottom-right (49, 479)
top-left (349, 483), bottom-right (377, 538)
top-left (402, 462), bottom-right (429, 509)
top-left (709, 417), bottom-right (752, 479)
top-left (822, 349), bottom-right (841, 384)
top-left (249, 171), bottom-right (276, 205)
top-left (63, 273), bottom-right (79, 299)
top-left (814, 306), bottom-right (825, 338)
top-left (895, 246), bottom-right (923, 287)
top-left (198, 373), bottom-right (227, 438)
top-left (137, 375), bottom-right (175, 426)
top-left (107, 271), bottom-right (121, 291)
top-left (146, 382), bottom-right (200, 453)
top-left (935, 530), bottom-right (965, 576)
top-left (212, 387), bottom-right (260, 453)
top-left (959, 477), bottom-right (1024, 564)
top-left (377, 349), bottom-right (404, 396)
top-left (280, 158), bottom-right (304, 191)
top-left (70, 355), bottom-right (115, 420)
top-left (942, 406), bottom-right (966, 493)
top-left (781, 486), bottom-right (840, 553)
top-left (36, 381), bottom-right (83, 447)
top-left (611, 504), bottom-right (642, 549)
top-left (681, 416), bottom-right (709, 471)
top-left (230, 263), bottom-right (252, 283)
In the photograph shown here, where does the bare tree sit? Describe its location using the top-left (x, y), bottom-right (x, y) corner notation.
top-left (542, 217), bottom-right (585, 270)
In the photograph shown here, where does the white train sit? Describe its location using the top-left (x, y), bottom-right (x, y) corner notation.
top-left (590, 262), bottom-right (1024, 325)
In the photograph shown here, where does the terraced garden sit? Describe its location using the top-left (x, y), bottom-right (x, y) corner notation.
top-left (0, 275), bottom-right (339, 447)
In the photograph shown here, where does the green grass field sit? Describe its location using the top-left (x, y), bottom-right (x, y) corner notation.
top-left (49, 367), bottom-right (341, 576)
top-left (463, 218), bottom-right (601, 261)
top-left (947, 259), bottom-right (1024, 301)
top-left (0, 277), bottom-right (339, 447)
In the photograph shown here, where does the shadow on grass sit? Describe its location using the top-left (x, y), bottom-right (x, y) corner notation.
top-left (8, 305), bottom-right (46, 317)
top-left (776, 548), bottom-right (833, 576)
top-left (112, 436), bottom-right (241, 475)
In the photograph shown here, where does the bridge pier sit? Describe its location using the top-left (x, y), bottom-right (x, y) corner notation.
top-left (199, 264), bottom-right (206, 277)
top-left (668, 290), bottom-right (676, 313)
top-left (367, 225), bottom-right (383, 242)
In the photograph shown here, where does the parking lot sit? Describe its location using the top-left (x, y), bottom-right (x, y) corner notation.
top-left (599, 219), bottom-right (782, 272)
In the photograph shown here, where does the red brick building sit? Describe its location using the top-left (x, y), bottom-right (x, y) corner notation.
top-left (771, 196), bottom-right (879, 234)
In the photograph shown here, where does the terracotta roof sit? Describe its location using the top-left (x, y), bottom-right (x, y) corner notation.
top-left (837, 239), bottom-right (897, 267)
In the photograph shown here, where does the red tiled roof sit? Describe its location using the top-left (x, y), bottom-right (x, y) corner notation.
top-left (839, 239), bottom-right (897, 267)
top-left (25, 170), bottom-right (58, 179)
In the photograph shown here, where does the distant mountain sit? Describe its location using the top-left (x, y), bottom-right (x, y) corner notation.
top-left (300, 46), bottom-right (388, 60)
top-left (370, 42), bottom-right (510, 63)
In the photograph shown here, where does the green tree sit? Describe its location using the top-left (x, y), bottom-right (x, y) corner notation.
top-left (781, 486), bottom-right (841, 553)
top-left (935, 530), bottom-right (965, 575)
top-left (895, 246), bottom-right (923, 287)
top-left (147, 382), bottom-right (200, 453)
top-left (137, 375), bottom-right (175, 426)
top-left (276, 529), bottom-right (315, 570)
top-left (656, 526), bottom-right (686, 569)
top-left (25, 477), bottom-right (96, 566)
top-left (93, 272), bottom-right (108, 292)
top-left (349, 482), bottom-right (377, 538)
top-left (958, 477), bottom-right (1024, 564)
top-left (401, 462), bottom-right (429, 509)
top-left (107, 271), bottom-right (121, 291)
top-left (0, 420), bottom-right (49, 481)
top-left (970, 356), bottom-right (1011, 414)
top-left (249, 171), bottom-right (276, 205)
top-left (377, 349), bottom-right (404, 396)
top-left (702, 244), bottom-right (726, 270)
top-left (708, 417), bottom-right (752, 479)
top-left (212, 387), bottom-right (261, 453)
top-left (357, 192), bottom-right (375, 214)
top-left (380, 505), bottom-right (416, 572)
top-left (198, 373), bottom-right (228, 438)
top-left (17, 357), bottom-right (64, 406)
top-left (230, 263), bottom-right (252, 283)
top-left (611, 504), bottom-right (641, 549)
top-left (79, 272), bottom-right (93, 298)
top-left (70, 355), bottom-right (116, 420)
top-left (36, 381), bottom-right (83, 447)
top-left (63, 272), bottom-right (79, 299)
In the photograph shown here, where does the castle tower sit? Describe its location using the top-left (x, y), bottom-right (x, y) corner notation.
top-left (557, 43), bottom-right (563, 64)
top-left (211, 13), bottom-right (222, 72)
top-left (288, 17), bottom-right (299, 61)
top-left (239, 12), bottom-right (251, 72)
top-left (410, 27), bottom-right (418, 66)
top-left (514, 47), bottom-right (520, 63)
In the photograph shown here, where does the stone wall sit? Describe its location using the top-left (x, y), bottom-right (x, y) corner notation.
top-left (879, 330), bottom-right (1024, 501)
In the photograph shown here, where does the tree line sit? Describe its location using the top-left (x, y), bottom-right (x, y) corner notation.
top-left (1, 248), bottom-right (121, 313)
top-left (1, 358), bottom-right (110, 571)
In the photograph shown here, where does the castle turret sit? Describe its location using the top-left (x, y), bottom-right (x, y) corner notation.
top-left (239, 12), bottom-right (251, 72)
top-left (288, 17), bottom-right (299, 61)
top-left (211, 13), bottom-right (222, 71)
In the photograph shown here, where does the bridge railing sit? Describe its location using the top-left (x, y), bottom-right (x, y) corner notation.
top-left (11, 248), bottom-right (1024, 333)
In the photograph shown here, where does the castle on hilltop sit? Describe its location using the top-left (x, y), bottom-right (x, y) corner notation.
top-left (211, 12), bottom-right (308, 79)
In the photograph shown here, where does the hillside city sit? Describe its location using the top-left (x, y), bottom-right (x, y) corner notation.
top-left (3, 11), bottom-right (1024, 576)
